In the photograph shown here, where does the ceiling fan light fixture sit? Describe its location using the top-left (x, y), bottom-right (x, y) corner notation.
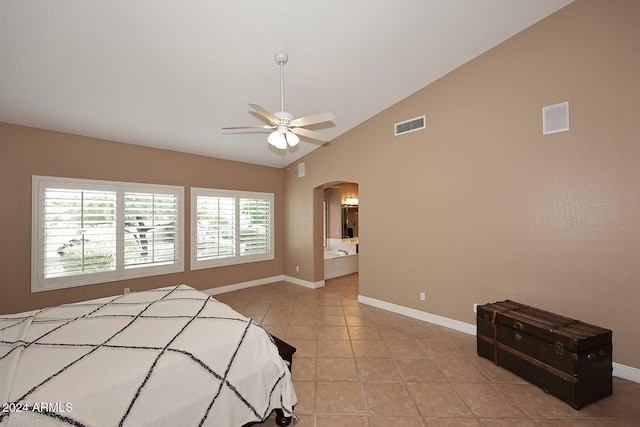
top-left (286, 131), bottom-right (299, 147)
top-left (268, 130), bottom-right (299, 149)
top-left (268, 131), bottom-right (288, 149)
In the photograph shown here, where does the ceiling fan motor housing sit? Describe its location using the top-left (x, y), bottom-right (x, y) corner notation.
top-left (273, 111), bottom-right (293, 126)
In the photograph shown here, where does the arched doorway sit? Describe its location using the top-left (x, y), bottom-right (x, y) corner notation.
top-left (316, 181), bottom-right (359, 298)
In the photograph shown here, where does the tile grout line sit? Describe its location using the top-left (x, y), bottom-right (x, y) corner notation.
top-left (343, 298), bottom-right (372, 420)
top-left (415, 338), bottom-right (482, 424)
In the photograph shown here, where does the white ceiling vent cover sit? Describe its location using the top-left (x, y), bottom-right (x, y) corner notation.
top-left (543, 101), bottom-right (569, 135)
top-left (395, 115), bottom-right (426, 136)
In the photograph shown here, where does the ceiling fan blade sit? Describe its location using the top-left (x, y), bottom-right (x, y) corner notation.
top-left (291, 127), bottom-right (331, 142)
top-left (290, 112), bottom-right (335, 127)
top-left (248, 103), bottom-right (279, 124)
top-left (222, 125), bottom-right (274, 130)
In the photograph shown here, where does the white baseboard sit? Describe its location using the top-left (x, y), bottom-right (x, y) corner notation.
top-left (203, 275), bottom-right (285, 296)
top-left (283, 275), bottom-right (325, 289)
top-left (613, 362), bottom-right (640, 383)
top-left (358, 294), bottom-right (639, 383)
top-left (203, 274), bottom-right (325, 296)
top-left (358, 295), bottom-right (475, 335)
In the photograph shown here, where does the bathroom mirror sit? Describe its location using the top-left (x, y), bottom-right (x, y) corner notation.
top-left (342, 206), bottom-right (358, 238)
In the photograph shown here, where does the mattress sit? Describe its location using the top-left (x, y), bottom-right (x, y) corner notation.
top-left (0, 284), bottom-right (296, 426)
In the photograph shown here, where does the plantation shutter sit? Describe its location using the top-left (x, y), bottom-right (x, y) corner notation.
top-left (239, 197), bottom-right (272, 256)
top-left (124, 192), bottom-right (180, 269)
top-left (33, 176), bottom-right (184, 292)
top-left (190, 188), bottom-right (274, 270)
top-left (42, 187), bottom-right (117, 279)
top-left (195, 196), bottom-right (236, 261)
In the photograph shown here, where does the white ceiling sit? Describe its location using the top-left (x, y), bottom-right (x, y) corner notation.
top-left (0, 0), bottom-right (573, 168)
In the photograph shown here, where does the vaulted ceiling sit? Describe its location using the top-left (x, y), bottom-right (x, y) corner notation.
top-left (0, 0), bottom-right (573, 167)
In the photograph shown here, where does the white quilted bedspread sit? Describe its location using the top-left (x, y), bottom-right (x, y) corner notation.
top-left (0, 285), bottom-right (296, 426)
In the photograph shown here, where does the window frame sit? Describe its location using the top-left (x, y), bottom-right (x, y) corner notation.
top-left (191, 187), bottom-right (275, 270)
top-left (31, 176), bottom-right (184, 293)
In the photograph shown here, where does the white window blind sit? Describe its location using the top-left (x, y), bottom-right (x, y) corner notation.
top-left (43, 187), bottom-right (117, 279)
top-left (239, 198), bottom-right (272, 256)
top-left (195, 195), bottom-right (236, 261)
top-left (124, 192), bottom-right (180, 269)
top-left (32, 176), bottom-right (184, 292)
top-left (191, 188), bottom-right (274, 270)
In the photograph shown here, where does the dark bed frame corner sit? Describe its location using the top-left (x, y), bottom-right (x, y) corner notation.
top-left (274, 409), bottom-right (292, 426)
top-left (243, 335), bottom-right (296, 427)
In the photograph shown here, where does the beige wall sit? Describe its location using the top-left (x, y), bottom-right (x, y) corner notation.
top-left (0, 123), bottom-right (284, 314)
top-left (284, 0), bottom-right (640, 368)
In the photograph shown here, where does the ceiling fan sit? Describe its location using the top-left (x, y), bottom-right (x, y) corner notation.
top-left (223, 51), bottom-right (335, 150)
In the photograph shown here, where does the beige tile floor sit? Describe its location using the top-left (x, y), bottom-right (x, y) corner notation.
top-left (214, 273), bottom-right (640, 427)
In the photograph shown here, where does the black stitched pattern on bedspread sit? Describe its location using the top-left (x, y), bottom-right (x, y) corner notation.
top-left (0, 285), bottom-right (296, 426)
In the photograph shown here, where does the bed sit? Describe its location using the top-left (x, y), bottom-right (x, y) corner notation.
top-left (0, 284), bottom-right (297, 426)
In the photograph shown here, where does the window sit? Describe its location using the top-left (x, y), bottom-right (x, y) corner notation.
top-left (32, 176), bottom-right (184, 292)
top-left (191, 188), bottom-right (274, 270)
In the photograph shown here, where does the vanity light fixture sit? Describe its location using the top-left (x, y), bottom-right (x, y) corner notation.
top-left (344, 197), bottom-right (359, 205)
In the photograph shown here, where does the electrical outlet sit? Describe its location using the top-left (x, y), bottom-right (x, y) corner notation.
top-left (124, 288), bottom-right (130, 295)
top-left (473, 303), bottom-right (479, 313)
top-left (419, 292), bottom-right (426, 301)
top-left (295, 266), bottom-right (299, 272)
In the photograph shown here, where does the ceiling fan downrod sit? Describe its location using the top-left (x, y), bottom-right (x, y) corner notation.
top-left (274, 51), bottom-right (288, 114)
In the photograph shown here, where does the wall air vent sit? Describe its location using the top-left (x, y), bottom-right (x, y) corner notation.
top-left (543, 101), bottom-right (569, 135)
top-left (394, 115), bottom-right (426, 136)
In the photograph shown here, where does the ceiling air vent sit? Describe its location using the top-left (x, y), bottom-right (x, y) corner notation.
top-left (395, 115), bottom-right (426, 136)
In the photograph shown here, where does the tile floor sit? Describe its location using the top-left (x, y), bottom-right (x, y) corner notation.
top-left (214, 273), bottom-right (640, 427)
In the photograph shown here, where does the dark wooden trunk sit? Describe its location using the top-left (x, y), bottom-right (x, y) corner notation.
top-left (476, 300), bottom-right (612, 409)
